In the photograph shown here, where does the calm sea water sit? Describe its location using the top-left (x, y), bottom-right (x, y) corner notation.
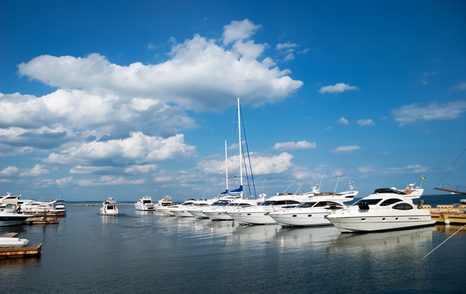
top-left (0, 195), bottom-right (465, 294)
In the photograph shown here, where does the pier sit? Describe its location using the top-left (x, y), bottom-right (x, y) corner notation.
top-left (0, 233), bottom-right (42, 258)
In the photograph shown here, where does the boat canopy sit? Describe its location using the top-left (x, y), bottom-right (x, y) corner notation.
top-left (373, 188), bottom-right (406, 195)
top-left (230, 185), bottom-right (243, 193)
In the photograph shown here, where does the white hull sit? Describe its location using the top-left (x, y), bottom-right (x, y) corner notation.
top-left (328, 215), bottom-right (435, 232)
top-left (228, 211), bottom-right (277, 225)
top-left (0, 237), bottom-right (29, 247)
top-left (203, 210), bottom-right (233, 221)
top-left (135, 205), bottom-right (155, 211)
top-left (187, 209), bottom-right (208, 219)
top-left (174, 210), bottom-right (194, 217)
top-left (158, 207), bottom-right (176, 216)
top-left (269, 211), bottom-right (331, 227)
top-left (100, 208), bottom-right (118, 215)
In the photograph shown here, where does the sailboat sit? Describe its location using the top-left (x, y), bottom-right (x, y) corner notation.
top-left (203, 97), bottom-right (261, 220)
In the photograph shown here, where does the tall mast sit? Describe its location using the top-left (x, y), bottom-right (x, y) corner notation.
top-left (237, 97), bottom-right (244, 198)
top-left (224, 139), bottom-right (229, 192)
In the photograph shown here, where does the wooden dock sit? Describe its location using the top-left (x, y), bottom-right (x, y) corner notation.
top-left (24, 216), bottom-right (59, 225)
top-left (0, 233), bottom-right (42, 258)
top-left (421, 204), bottom-right (466, 225)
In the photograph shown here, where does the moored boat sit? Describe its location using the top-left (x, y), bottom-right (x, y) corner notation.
top-left (327, 184), bottom-right (435, 233)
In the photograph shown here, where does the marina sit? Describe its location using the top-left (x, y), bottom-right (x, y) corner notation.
top-left (0, 204), bottom-right (465, 293)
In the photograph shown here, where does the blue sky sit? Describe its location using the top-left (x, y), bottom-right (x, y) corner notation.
top-left (1, 0), bottom-right (465, 201)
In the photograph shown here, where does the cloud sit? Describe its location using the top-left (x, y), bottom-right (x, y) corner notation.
top-left (358, 165), bottom-right (375, 173)
top-left (332, 145), bottom-right (361, 153)
top-left (76, 176), bottom-right (146, 187)
top-left (0, 165), bottom-right (19, 176)
top-left (19, 164), bottom-right (49, 177)
top-left (124, 164), bottom-right (158, 175)
top-left (393, 100), bottom-right (466, 125)
top-left (0, 126), bottom-right (71, 149)
top-left (319, 83), bottom-right (358, 94)
top-left (222, 19), bottom-right (261, 45)
top-left (198, 152), bottom-right (293, 175)
top-left (273, 140), bottom-right (317, 150)
top-left (357, 118), bottom-right (374, 126)
top-left (18, 38), bottom-right (301, 111)
top-left (69, 165), bottom-right (114, 174)
top-left (382, 164), bottom-right (429, 175)
top-left (451, 82), bottom-right (466, 92)
top-left (338, 117), bottom-right (349, 125)
top-left (46, 132), bottom-right (195, 165)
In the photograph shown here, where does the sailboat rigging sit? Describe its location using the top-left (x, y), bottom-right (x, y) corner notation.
top-left (434, 148), bottom-right (466, 195)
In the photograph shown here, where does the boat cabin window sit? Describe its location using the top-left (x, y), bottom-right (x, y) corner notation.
top-left (392, 203), bottom-right (413, 210)
top-left (314, 201), bottom-right (343, 208)
top-left (380, 198), bottom-right (402, 206)
top-left (298, 202), bottom-right (316, 208)
top-left (269, 200), bottom-right (302, 206)
top-left (353, 199), bottom-right (382, 206)
top-left (107, 205), bottom-right (115, 209)
top-left (212, 200), bottom-right (230, 206)
top-left (142, 200), bottom-right (151, 204)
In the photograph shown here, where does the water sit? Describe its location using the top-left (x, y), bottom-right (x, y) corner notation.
top-left (1, 205), bottom-right (465, 294)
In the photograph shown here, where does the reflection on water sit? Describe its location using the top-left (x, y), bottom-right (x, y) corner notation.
top-left (334, 226), bottom-right (434, 253)
top-left (276, 226), bottom-right (340, 249)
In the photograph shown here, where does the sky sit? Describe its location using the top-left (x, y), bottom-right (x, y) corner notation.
top-left (1, 0), bottom-right (466, 201)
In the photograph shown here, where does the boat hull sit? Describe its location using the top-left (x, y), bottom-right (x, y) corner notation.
top-left (328, 215), bottom-right (436, 233)
top-left (269, 211), bottom-right (332, 227)
top-left (228, 211), bottom-right (277, 225)
top-left (203, 210), bottom-right (233, 221)
top-left (0, 217), bottom-right (29, 226)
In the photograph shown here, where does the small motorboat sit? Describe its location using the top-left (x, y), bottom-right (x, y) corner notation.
top-left (0, 237), bottom-right (29, 247)
top-left (100, 198), bottom-right (119, 215)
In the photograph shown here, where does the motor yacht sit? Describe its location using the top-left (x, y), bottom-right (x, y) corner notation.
top-left (269, 199), bottom-right (346, 227)
top-left (100, 198), bottom-right (119, 215)
top-left (135, 196), bottom-right (156, 211)
top-left (227, 194), bottom-right (312, 225)
top-left (157, 195), bottom-right (173, 207)
top-left (327, 185), bottom-right (435, 232)
top-left (167, 200), bottom-right (196, 217)
top-left (184, 199), bottom-right (218, 219)
top-left (203, 197), bottom-right (265, 221)
top-left (0, 237), bottom-right (30, 247)
top-left (0, 205), bottom-right (30, 226)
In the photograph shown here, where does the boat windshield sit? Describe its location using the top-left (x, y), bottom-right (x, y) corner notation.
top-left (212, 200), bottom-right (230, 206)
top-left (353, 199), bottom-right (382, 206)
top-left (263, 200), bottom-right (302, 206)
top-left (142, 200), bottom-right (152, 204)
top-left (298, 202), bottom-right (316, 208)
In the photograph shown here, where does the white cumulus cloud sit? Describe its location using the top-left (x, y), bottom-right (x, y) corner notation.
top-left (338, 117), bottom-right (349, 125)
top-left (0, 165), bottom-right (19, 176)
top-left (198, 152), bottom-right (293, 176)
top-left (273, 140), bottom-right (317, 150)
top-left (357, 118), bottom-right (374, 126)
top-left (332, 145), bottom-right (361, 153)
top-left (319, 83), bottom-right (358, 94)
top-left (46, 132), bottom-right (195, 165)
top-left (393, 100), bottom-right (466, 125)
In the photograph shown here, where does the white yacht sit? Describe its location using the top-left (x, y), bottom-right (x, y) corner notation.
top-left (157, 196), bottom-right (173, 207)
top-left (0, 205), bottom-right (30, 226)
top-left (227, 194), bottom-right (312, 225)
top-left (327, 185), bottom-right (435, 232)
top-left (0, 237), bottom-right (30, 247)
top-left (269, 199), bottom-right (346, 227)
top-left (167, 200), bottom-right (196, 217)
top-left (100, 198), bottom-right (119, 215)
top-left (184, 199), bottom-right (219, 219)
top-left (135, 196), bottom-right (156, 211)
